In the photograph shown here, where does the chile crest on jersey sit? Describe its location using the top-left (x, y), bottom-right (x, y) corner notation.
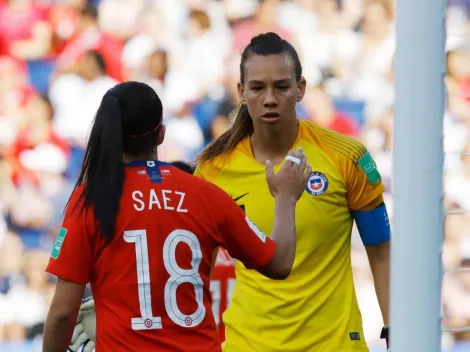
top-left (305, 171), bottom-right (328, 196)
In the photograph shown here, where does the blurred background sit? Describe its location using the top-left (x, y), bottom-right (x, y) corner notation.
top-left (0, 0), bottom-right (468, 351)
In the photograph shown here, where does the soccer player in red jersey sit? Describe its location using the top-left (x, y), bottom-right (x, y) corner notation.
top-left (210, 248), bottom-right (236, 344)
top-left (42, 81), bottom-right (312, 352)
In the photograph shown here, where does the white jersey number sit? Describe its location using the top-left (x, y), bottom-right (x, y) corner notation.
top-left (124, 229), bottom-right (206, 330)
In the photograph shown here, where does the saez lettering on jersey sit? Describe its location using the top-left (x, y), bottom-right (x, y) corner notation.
top-left (132, 189), bottom-right (187, 212)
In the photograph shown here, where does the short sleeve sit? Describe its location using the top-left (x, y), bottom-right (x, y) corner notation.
top-left (344, 144), bottom-right (386, 211)
top-left (45, 187), bottom-right (93, 284)
top-left (212, 189), bottom-right (276, 270)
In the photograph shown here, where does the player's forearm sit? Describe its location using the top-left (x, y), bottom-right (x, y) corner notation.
top-left (269, 196), bottom-right (297, 276)
top-left (43, 310), bottom-right (76, 352)
top-left (366, 241), bottom-right (390, 324)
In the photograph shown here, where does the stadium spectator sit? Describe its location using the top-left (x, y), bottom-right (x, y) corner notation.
top-left (347, 0), bottom-right (395, 121)
top-left (303, 84), bottom-right (360, 136)
top-left (4, 94), bottom-right (69, 187)
top-left (0, 0), bottom-right (53, 60)
top-left (49, 0), bottom-right (88, 54)
top-left (231, 0), bottom-right (292, 53)
top-left (50, 50), bottom-right (117, 178)
top-left (1, 250), bottom-right (53, 341)
top-left (211, 58), bottom-right (240, 139)
top-left (56, 5), bottom-right (123, 82)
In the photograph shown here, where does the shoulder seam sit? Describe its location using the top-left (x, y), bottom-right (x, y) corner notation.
top-left (312, 125), bottom-right (367, 166)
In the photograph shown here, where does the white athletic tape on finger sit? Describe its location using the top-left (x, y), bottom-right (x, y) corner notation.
top-left (285, 155), bottom-right (301, 165)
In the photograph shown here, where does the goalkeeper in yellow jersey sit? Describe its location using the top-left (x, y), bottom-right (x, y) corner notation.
top-left (195, 32), bottom-right (391, 352)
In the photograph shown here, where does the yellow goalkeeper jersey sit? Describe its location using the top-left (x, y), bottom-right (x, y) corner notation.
top-left (195, 120), bottom-right (386, 352)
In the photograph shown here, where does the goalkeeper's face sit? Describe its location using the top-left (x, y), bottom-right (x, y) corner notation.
top-left (238, 53), bottom-right (306, 131)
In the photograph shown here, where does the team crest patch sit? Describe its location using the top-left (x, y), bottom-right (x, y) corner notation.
top-left (305, 172), bottom-right (328, 196)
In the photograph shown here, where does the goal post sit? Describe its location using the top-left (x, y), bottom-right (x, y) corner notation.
top-left (391, 0), bottom-right (447, 351)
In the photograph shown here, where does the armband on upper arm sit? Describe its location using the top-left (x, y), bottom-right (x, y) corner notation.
top-left (352, 203), bottom-right (391, 246)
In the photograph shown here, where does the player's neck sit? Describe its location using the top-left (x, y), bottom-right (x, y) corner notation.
top-left (123, 150), bottom-right (159, 163)
top-left (250, 119), bottom-right (299, 165)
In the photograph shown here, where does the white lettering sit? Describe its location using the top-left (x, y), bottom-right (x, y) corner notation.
top-left (149, 189), bottom-right (162, 210)
top-left (132, 190), bottom-right (187, 213)
top-left (162, 190), bottom-right (174, 210)
top-left (132, 191), bottom-right (145, 211)
top-left (175, 191), bottom-right (187, 213)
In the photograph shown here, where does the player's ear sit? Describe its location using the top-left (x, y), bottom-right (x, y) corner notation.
top-left (237, 82), bottom-right (245, 105)
top-left (296, 76), bottom-right (306, 103)
top-left (156, 124), bottom-right (166, 146)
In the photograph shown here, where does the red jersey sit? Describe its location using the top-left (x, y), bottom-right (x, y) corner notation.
top-left (5, 125), bottom-right (70, 186)
top-left (210, 248), bottom-right (236, 344)
top-left (46, 160), bottom-right (276, 352)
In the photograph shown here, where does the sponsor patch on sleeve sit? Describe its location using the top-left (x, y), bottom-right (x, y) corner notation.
top-left (51, 227), bottom-right (68, 259)
top-left (358, 152), bottom-right (381, 185)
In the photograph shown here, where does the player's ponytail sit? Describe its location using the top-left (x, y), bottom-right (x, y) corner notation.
top-left (68, 82), bottom-right (163, 243)
top-left (198, 32), bottom-right (302, 163)
top-left (74, 94), bottom-right (125, 242)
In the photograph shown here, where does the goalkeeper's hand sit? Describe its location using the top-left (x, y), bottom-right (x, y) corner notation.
top-left (380, 325), bottom-right (389, 351)
top-left (68, 296), bottom-right (96, 352)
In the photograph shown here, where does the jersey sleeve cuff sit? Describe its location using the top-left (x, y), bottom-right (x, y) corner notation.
top-left (351, 182), bottom-right (386, 211)
top-left (46, 262), bottom-right (89, 285)
top-left (246, 238), bottom-right (277, 270)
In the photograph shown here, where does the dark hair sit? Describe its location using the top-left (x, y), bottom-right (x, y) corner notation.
top-left (172, 161), bottom-right (195, 175)
top-left (198, 33), bottom-right (302, 162)
top-left (86, 50), bottom-right (106, 74)
top-left (72, 81), bottom-right (163, 242)
top-left (80, 5), bottom-right (98, 20)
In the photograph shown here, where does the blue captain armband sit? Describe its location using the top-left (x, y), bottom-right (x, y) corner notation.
top-left (352, 203), bottom-right (391, 246)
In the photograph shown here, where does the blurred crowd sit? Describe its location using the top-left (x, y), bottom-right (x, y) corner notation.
top-left (0, 0), bottom-right (469, 350)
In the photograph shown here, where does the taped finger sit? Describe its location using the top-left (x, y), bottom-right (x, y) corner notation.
top-left (285, 155), bottom-right (301, 165)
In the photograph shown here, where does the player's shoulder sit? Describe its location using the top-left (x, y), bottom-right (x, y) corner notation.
top-left (300, 120), bottom-right (368, 166)
top-left (195, 150), bottom-right (238, 183)
top-left (175, 164), bottom-right (232, 203)
top-left (65, 184), bottom-right (86, 213)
